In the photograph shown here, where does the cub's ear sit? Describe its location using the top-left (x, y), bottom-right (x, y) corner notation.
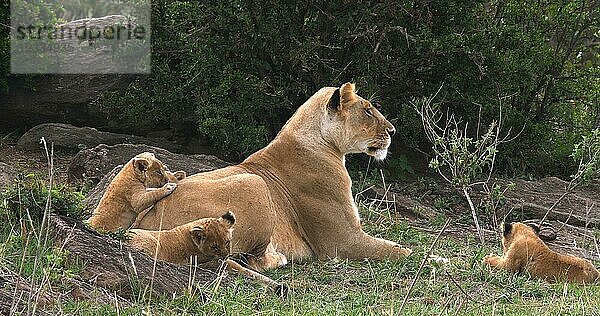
top-left (190, 226), bottom-right (206, 242)
top-left (502, 222), bottom-right (512, 237)
top-left (220, 211), bottom-right (236, 228)
top-left (133, 157), bottom-right (150, 173)
top-left (327, 88), bottom-right (341, 111)
top-left (525, 222), bottom-right (541, 235)
top-left (173, 171), bottom-right (186, 181)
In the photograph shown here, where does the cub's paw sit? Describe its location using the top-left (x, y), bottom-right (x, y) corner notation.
top-left (163, 182), bottom-right (177, 194)
top-left (482, 254), bottom-right (499, 265)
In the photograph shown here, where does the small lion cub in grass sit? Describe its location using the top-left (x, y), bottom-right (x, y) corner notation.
top-left (483, 222), bottom-right (600, 284)
top-left (128, 211), bottom-right (288, 296)
top-left (87, 152), bottom-right (185, 232)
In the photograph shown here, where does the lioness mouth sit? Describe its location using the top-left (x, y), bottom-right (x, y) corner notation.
top-left (367, 146), bottom-right (379, 153)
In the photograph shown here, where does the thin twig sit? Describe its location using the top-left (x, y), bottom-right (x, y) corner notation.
top-left (398, 218), bottom-right (451, 314)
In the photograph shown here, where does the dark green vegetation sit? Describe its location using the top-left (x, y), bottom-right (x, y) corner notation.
top-left (1, 1), bottom-right (599, 177)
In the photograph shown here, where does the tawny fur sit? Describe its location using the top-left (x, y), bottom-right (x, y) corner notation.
top-left (87, 152), bottom-right (180, 232)
top-left (483, 222), bottom-right (600, 284)
top-left (128, 211), bottom-right (285, 293)
top-left (131, 170), bottom-right (186, 228)
top-left (136, 83), bottom-right (412, 271)
top-left (128, 212), bottom-right (234, 264)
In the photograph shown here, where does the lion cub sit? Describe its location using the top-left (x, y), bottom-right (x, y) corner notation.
top-left (483, 222), bottom-right (600, 284)
top-left (128, 211), bottom-right (287, 295)
top-left (88, 152), bottom-right (183, 232)
top-left (128, 211), bottom-right (235, 264)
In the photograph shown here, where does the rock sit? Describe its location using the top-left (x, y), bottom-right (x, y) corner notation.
top-left (0, 162), bottom-right (18, 189)
top-left (16, 123), bottom-right (183, 153)
top-left (69, 143), bottom-right (228, 183)
top-left (48, 214), bottom-right (222, 299)
top-left (1, 75), bottom-right (131, 131)
top-left (361, 186), bottom-right (438, 220)
top-left (497, 177), bottom-right (600, 228)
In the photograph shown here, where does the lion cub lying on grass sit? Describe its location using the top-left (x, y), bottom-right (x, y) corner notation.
top-left (128, 211), bottom-right (287, 296)
top-left (483, 222), bottom-right (599, 284)
top-left (88, 152), bottom-right (185, 232)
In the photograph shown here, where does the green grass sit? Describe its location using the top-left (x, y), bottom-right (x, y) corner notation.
top-left (1, 177), bottom-right (599, 315)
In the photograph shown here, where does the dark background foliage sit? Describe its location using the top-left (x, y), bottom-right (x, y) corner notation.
top-left (1, 0), bottom-right (598, 177)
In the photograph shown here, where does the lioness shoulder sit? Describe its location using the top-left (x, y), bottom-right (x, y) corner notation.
top-left (87, 152), bottom-right (182, 232)
top-left (483, 222), bottom-right (599, 284)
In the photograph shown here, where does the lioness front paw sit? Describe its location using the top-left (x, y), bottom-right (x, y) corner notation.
top-left (163, 182), bottom-right (177, 194)
top-left (393, 244), bottom-right (413, 256)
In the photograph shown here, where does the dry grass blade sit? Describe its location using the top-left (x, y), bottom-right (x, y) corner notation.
top-left (398, 218), bottom-right (451, 314)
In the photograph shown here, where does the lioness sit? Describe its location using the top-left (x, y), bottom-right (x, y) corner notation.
top-left (137, 83), bottom-right (412, 271)
top-left (129, 211), bottom-right (287, 295)
top-left (88, 152), bottom-right (179, 232)
top-left (483, 222), bottom-right (600, 284)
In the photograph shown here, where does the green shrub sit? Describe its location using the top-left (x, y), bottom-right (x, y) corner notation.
top-left (0, 173), bottom-right (86, 222)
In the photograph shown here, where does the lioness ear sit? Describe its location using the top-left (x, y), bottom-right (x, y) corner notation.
top-left (173, 171), bottom-right (186, 181)
top-left (502, 222), bottom-right (512, 237)
top-left (526, 222), bottom-right (541, 235)
top-left (339, 82), bottom-right (356, 105)
top-left (220, 211), bottom-right (236, 228)
top-left (133, 157), bottom-right (150, 173)
top-left (190, 226), bottom-right (206, 242)
top-left (328, 88), bottom-right (341, 111)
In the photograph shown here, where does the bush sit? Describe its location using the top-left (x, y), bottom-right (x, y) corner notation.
top-left (0, 173), bottom-right (86, 222)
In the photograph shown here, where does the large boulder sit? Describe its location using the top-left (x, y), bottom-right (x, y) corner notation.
top-left (1, 75), bottom-right (131, 131)
top-left (498, 177), bottom-right (600, 228)
top-left (70, 144), bottom-right (229, 215)
top-left (0, 162), bottom-right (18, 190)
top-left (16, 123), bottom-right (183, 153)
top-left (69, 143), bottom-right (228, 183)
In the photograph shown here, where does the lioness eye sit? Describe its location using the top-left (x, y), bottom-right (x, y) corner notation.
top-left (364, 108), bottom-right (373, 117)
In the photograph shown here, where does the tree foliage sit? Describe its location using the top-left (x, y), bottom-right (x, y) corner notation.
top-left (2, 1), bottom-right (599, 175)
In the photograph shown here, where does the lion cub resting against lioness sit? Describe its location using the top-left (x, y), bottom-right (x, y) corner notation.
top-left (128, 211), bottom-right (287, 295)
top-left (88, 152), bottom-right (185, 232)
top-left (483, 222), bottom-right (599, 284)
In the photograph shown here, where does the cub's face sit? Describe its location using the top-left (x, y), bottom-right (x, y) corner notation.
top-left (327, 83), bottom-right (396, 161)
top-left (131, 152), bottom-right (172, 188)
top-left (189, 211), bottom-right (236, 261)
top-left (501, 222), bottom-right (541, 252)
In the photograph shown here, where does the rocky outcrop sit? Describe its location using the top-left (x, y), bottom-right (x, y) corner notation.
top-left (48, 214), bottom-right (221, 299)
top-left (17, 123), bottom-right (182, 153)
top-left (69, 143), bottom-right (228, 183)
top-left (1, 75), bottom-right (131, 131)
top-left (497, 177), bottom-right (600, 228)
top-left (0, 162), bottom-right (18, 189)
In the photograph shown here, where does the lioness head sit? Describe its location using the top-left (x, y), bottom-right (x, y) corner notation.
top-left (326, 83), bottom-right (396, 160)
top-left (189, 211), bottom-right (236, 260)
top-left (501, 221), bottom-right (540, 252)
top-left (131, 152), bottom-right (172, 188)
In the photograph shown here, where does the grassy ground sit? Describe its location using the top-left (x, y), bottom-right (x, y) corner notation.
top-left (2, 194), bottom-right (599, 315)
top-left (0, 141), bottom-right (598, 315)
